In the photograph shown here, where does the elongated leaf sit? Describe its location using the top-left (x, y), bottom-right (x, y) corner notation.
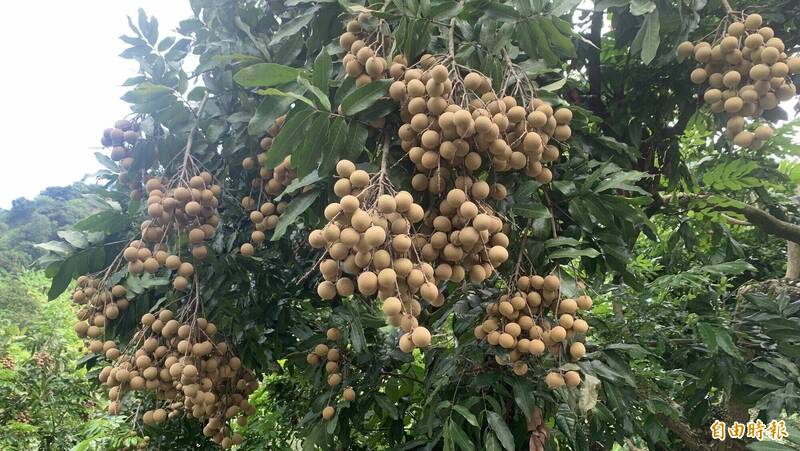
top-left (448, 419), bottom-right (474, 451)
top-left (486, 411), bottom-right (514, 451)
top-left (271, 8), bottom-right (318, 43)
top-left (271, 190), bottom-right (320, 241)
top-left (255, 87), bottom-right (315, 107)
top-left (340, 79), bottom-right (393, 116)
top-left (234, 63), bottom-right (304, 88)
top-left (513, 202), bottom-right (552, 219)
top-left (266, 106), bottom-right (315, 167)
top-left (57, 230), bottom-right (89, 249)
top-left (640, 10), bottom-right (660, 64)
top-left (312, 50), bottom-right (332, 92)
top-left (452, 405), bottom-right (479, 427)
top-left (247, 82), bottom-right (304, 136)
top-left (293, 113), bottom-right (331, 177)
top-left (549, 247), bottom-right (601, 259)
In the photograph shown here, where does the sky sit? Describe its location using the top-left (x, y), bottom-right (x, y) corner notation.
top-left (0, 1), bottom-right (193, 208)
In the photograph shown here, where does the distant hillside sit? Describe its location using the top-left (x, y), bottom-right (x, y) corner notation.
top-left (0, 184), bottom-right (101, 273)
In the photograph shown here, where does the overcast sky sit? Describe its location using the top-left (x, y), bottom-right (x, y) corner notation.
top-left (0, 2), bottom-right (192, 208)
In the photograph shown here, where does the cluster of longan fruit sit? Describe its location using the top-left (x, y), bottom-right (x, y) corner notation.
top-left (1, 356), bottom-right (14, 370)
top-left (101, 119), bottom-right (140, 171)
top-left (678, 13), bottom-right (799, 148)
top-left (239, 117), bottom-right (296, 256)
top-left (389, 60), bottom-right (572, 192)
top-left (73, 275), bottom-right (132, 342)
top-left (339, 12), bottom-right (397, 87)
top-left (120, 172), bottom-right (221, 291)
top-left (308, 160), bottom-right (436, 351)
top-left (413, 184), bottom-right (511, 286)
top-left (97, 310), bottom-right (256, 449)
top-left (474, 274), bottom-right (590, 389)
top-left (306, 327), bottom-right (357, 421)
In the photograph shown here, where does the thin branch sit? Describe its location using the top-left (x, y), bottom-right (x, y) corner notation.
top-left (663, 193), bottom-right (800, 243)
top-left (182, 92), bottom-right (210, 170)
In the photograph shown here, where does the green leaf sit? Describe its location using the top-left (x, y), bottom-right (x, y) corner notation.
top-left (639, 10), bottom-right (660, 64)
top-left (512, 202), bottom-right (552, 219)
top-left (271, 190), bottom-right (320, 241)
top-left (629, 0), bottom-right (655, 15)
top-left (121, 82), bottom-right (172, 103)
top-left (551, 0), bottom-right (581, 16)
top-left (544, 237), bottom-right (581, 248)
top-left (247, 83), bottom-right (304, 136)
top-left (270, 8), bottom-right (318, 43)
top-left (292, 112), bottom-right (331, 177)
top-left (486, 411), bottom-right (514, 451)
top-left (340, 79), bottom-right (393, 116)
top-left (57, 230), bottom-right (89, 249)
top-left (484, 2), bottom-right (521, 20)
top-left (233, 63), bottom-right (304, 88)
top-left (696, 323), bottom-right (719, 353)
top-left (255, 87), bottom-right (315, 108)
top-left (540, 78), bottom-right (567, 92)
top-left (312, 50), bottom-right (332, 92)
top-left (319, 118), bottom-right (348, 176)
top-left (277, 171), bottom-right (325, 201)
top-left (715, 328), bottom-right (743, 360)
top-left (265, 106), bottom-right (315, 167)
top-left (447, 419), bottom-right (474, 451)
top-left (427, 1), bottom-right (463, 19)
top-left (95, 152), bottom-right (120, 172)
top-left (549, 247), bottom-right (601, 259)
top-left (510, 378), bottom-right (536, 421)
top-left (297, 77), bottom-right (332, 111)
top-left (452, 405), bottom-right (479, 427)
top-left (48, 261), bottom-right (74, 301)
top-left (346, 302), bottom-right (367, 353)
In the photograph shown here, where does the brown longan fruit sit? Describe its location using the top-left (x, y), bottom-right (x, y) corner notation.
top-left (406, 79), bottom-right (426, 97)
top-left (550, 326), bottom-right (567, 342)
top-left (349, 169), bottom-right (369, 188)
top-left (545, 372), bottom-right (565, 389)
top-left (240, 242), bottom-right (254, 257)
top-left (322, 406), bottom-right (335, 421)
top-left (173, 276), bottom-right (189, 291)
top-left (411, 326), bottom-right (431, 347)
top-left (570, 341), bottom-right (586, 360)
top-left (389, 81), bottom-right (406, 101)
top-left (463, 72), bottom-right (483, 91)
top-left (561, 371), bottom-right (580, 388)
top-left (343, 387), bottom-right (356, 401)
top-left (733, 130), bottom-right (754, 147)
top-left (676, 41), bottom-right (694, 59)
top-left (744, 13), bottom-right (762, 31)
top-left (399, 333), bottom-right (415, 352)
top-left (690, 68), bottom-right (708, 84)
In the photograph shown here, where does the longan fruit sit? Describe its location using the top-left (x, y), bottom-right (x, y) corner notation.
top-left (411, 326), bottom-right (431, 347)
top-left (349, 169), bottom-right (369, 188)
top-left (564, 371), bottom-right (581, 388)
top-left (343, 387), bottom-right (356, 401)
top-left (570, 341), bottom-right (586, 360)
top-left (676, 41), bottom-right (694, 59)
top-left (322, 406), bottom-right (335, 420)
top-left (545, 372), bottom-right (565, 389)
top-left (399, 333), bottom-right (415, 352)
top-left (690, 68), bottom-right (708, 84)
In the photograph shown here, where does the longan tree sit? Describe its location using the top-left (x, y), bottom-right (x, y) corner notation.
top-left (36, 0), bottom-right (800, 449)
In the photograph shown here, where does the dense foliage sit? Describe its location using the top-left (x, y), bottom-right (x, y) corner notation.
top-left (22, 0), bottom-right (800, 449)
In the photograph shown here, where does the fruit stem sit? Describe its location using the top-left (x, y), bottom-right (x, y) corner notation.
top-left (719, 0), bottom-right (735, 15)
top-left (181, 91), bottom-right (210, 173)
top-left (378, 132), bottom-right (390, 196)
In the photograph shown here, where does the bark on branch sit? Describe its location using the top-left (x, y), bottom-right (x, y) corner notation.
top-left (663, 193), bottom-right (800, 244)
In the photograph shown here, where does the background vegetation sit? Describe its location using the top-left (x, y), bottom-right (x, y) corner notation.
top-left (3, 0), bottom-right (800, 450)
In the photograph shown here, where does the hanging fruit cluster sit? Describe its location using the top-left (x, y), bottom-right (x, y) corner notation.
top-left (72, 275), bottom-right (132, 342)
top-left (339, 13), bottom-right (393, 87)
top-left (97, 309), bottom-right (256, 449)
top-left (308, 160), bottom-right (436, 351)
top-left (678, 13), bottom-right (800, 148)
top-left (239, 116), bottom-right (297, 256)
top-left (389, 60), bottom-right (573, 193)
top-left (305, 327), bottom-right (357, 421)
top-left (121, 169), bottom-right (220, 291)
top-left (101, 119), bottom-right (141, 182)
top-left (474, 273), bottom-right (590, 388)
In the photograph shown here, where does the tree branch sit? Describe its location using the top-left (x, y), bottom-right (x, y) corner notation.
top-left (663, 193), bottom-right (800, 244)
top-left (654, 413), bottom-right (711, 451)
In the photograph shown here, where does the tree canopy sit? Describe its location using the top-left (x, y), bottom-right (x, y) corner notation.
top-left (29, 0), bottom-right (800, 449)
